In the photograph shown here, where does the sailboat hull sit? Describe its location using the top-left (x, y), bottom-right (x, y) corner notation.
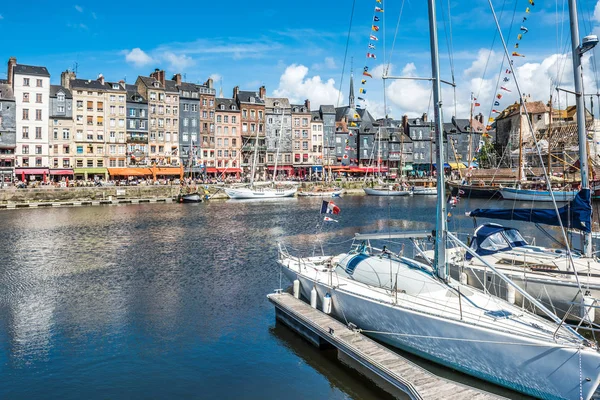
top-left (282, 266), bottom-right (600, 400)
top-left (500, 187), bottom-right (578, 202)
top-left (364, 187), bottom-right (410, 196)
top-left (224, 187), bottom-right (297, 199)
top-left (297, 189), bottom-right (343, 197)
top-left (448, 182), bottom-right (500, 198)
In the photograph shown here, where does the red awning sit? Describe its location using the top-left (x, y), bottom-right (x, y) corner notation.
top-left (206, 167), bottom-right (217, 173)
top-left (217, 168), bottom-right (242, 173)
top-left (49, 169), bottom-right (74, 176)
top-left (15, 168), bottom-right (49, 175)
top-left (267, 166), bottom-right (293, 171)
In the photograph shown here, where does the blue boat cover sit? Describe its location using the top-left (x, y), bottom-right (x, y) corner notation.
top-left (468, 189), bottom-right (591, 233)
top-left (466, 224), bottom-right (528, 260)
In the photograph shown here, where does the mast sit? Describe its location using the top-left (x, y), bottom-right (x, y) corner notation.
top-left (518, 108), bottom-right (523, 183)
top-left (250, 120), bottom-right (260, 187)
top-left (377, 126), bottom-right (382, 177)
top-left (468, 92), bottom-right (473, 168)
top-left (568, 0), bottom-right (592, 257)
top-left (547, 95), bottom-right (553, 176)
top-left (427, 0), bottom-right (448, 281)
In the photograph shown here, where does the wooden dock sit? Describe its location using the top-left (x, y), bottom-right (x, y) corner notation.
top-left (0, 197), bottom-right (175, 210)
top-left (268, 292), bottom-right (506, 400)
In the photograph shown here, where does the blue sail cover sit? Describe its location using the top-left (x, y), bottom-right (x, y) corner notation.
top-left (467, 189), bottom-right (591, 233)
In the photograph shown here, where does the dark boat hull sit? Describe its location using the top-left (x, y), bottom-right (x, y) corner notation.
top-left (447, 182), bottom-right (500, 199)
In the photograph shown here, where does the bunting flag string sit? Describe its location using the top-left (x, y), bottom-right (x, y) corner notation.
top-left (484, 0), bottom-right (535, 138)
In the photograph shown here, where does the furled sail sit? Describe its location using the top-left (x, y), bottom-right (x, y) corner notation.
top-left (467, 189), bottom-right (591, 232)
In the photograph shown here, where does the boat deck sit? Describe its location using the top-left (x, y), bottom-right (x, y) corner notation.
top-left (268, 291), bottom-right (506, 400)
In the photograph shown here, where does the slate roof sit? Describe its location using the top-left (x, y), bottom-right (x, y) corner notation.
top-left (290, 104), bottom-right (310, 113)
top-left (215, 98), bottom-right (239, 112)
top-left (105, 81), bottom-right (126, 92)
top-left (237, 90), bottom-right (264, 104)
top-left (13, 64), bottom-right (50, 77)
top-left (70, 78), bottom-right (108, 91)
top-left (496, 100), bottom-right (548, 120)
top-left (0, 83), bottom-right (15, 101)
top-left (164, 80), bottom-right (179, 93)
top-left (320, 105), bottom-right (335, 114)
top-left (311, 111), bottom-right (322, 121)
top-left (126, 84), bottom-right (147, 103)
top-left (178, 82), bottom-right (199, 96)
top-left (264, 97), bottom-right (290, 109)
top-left (138, 76), bottom-right (163, 90)
top-left (50, 85), bottom-right (72, 99)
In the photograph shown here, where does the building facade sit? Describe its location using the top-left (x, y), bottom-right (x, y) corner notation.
top-left (320, 105), bottom-right (336, 166)
top-left (236, 86), bottom-right (266, 179)
top-left (125, 84), bottom-right (148, 166)
top-left (310, 110), bottom-right (324, 168)
top-left (48, 85), bottom-right (74, 171)
top-left (291, 102), bottom-right (311, 175)
top-left (199, 79), bottom-right (216, 169)
top-left (215, 98), bottom-right (241, 177)
top-left (0, 81), bottom-right (16, 182)
top-left (9, 58), bottom-right (51, 176)
top-left (265, 97), bottom-right (292, 177)
top-left (175, 75), bottom-right (200, 168)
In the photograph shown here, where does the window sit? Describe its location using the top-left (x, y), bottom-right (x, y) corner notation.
top-left (57, 106), bottom-right (65, 113)
top-left (23, 93), bottom-right (30, 102)
top-left (87, 159), bottom-right (94, 167)
top-left (97, 159), bottom-right (104, 167)
top-left (87, 131), bottom-right (93, 140)
top-left (76, 100), bottom-right (83, 109)
top-left (87, 116), bottom-right (93, 125)
top-left (76, 159), bottom-right (83, 167)
top-left (184, 118), bottom-right (189, 127)
top-left (97, 102), bottom-right (104, 112)
top-left (36, 79), bottom-right (42, 88)
top-left (23, 109), bottom-right (29, 120)
top-left (35, 158), bottom-right (42, 167)
top-left (63, 159), bottom-right (70, 167)
top-left (150, 92), bottom-right (157, 100)
top-left (23, 78), bottom-right (30, 86)
top-left (232, 116), bottom-right (237, 124)
top-left (109, 159), bottom-right (116, 167)
top-left (22, 145), bottom-right (29, 154)
top-left (35, 127), bottom-right (42, 139)
top-left (36, 93), bottom-right (42, 103)
top-left (191, 104), bottom-right (197, 112)
top-left (35, 109), bottom-right (42, 121)
top-left (35, 146), bottom-right (42, 155)
top-left (242, 109), bottom-right (247, 118)
top-left (63, 145), bottom-right (70, 153)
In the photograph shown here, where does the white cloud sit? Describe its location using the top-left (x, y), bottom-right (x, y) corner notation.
top-left (324, 57), bottom-right (336, 69)
top-left (273, 64), bottom-right (342, 108)
top-left (123, 48), bottom-right (154, 67)
top-left (161, 52), bottom-right (195, 71)
top-left (75, 5), bottom-right (83, 12)
top-left (594, 0), bottom-right (600, 22)
top-left (209, 74), bottom-right (222, 83)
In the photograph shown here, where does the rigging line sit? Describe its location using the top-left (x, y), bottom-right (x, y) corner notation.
top-left (385, 0), bottom-right (406, 76)
top-left (487, 0), bottom-right (586, 300)
top-left (438, 0), bottom-right (456, 116)
top-left (336, 0), bottom-right (357, 109)
top-left (476, 0), bottom-right (508, 100)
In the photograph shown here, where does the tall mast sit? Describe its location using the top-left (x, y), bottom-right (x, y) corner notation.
top-left (250, 120), bottom-right (260, 187)
top-left (518, 108), bottom-right (523, 183)
top-left (569, 0), bottom-right (592, 257)
top-left (427, 0), bottom-right (448, 281)
top-left (468, 92), bottom-right (473, 168)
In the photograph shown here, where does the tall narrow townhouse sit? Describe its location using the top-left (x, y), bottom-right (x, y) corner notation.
top-left (198, 79), bottom-right (216, 169)
top-left (62, 73), bottom-right (109, 180)
top-left (214, 98), bottom-right (241, 178)
top-left (291, 101), bottom-right (311, 176)
top-left (0, 81), bottom-right (16, 183)
top-left (310, 110), bottom-right (324, 173)
top-left (8, 57), bottom-right (50, 181)
top-left (264, 97), bottom-right (291, 178)
top-left (103, 77), bottom-right (128, 169)
top-left (319, 105), bottom-right (336, 167)
top-left (48, 85), bottom-right (74, 174)
top-left (173, 74), bottom-right (200, 168)
top-left (235, 86), bottom-right (266, 180)
top-left (125, 84), bottom-right (148, 165)
top-left (136, 70), bottom-right (180, 166)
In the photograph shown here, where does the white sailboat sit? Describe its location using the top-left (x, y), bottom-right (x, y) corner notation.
top-left (276, 1), bottom-right (600, 399)
top-left (224, 103), bottom-right (297, 199)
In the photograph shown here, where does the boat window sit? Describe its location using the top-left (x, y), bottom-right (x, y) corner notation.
top-left (479, 232), bottom-right (510, 251)
top-left (504, 229), bottom-right (527, 247)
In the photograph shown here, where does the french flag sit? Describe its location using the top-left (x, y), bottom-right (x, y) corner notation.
top-left (321, 200), bottom-right (341, 215)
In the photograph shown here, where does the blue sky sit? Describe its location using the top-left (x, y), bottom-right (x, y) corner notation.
top-left (1, 0), bottom-right (600, 119)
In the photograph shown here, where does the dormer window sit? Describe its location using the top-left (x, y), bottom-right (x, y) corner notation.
top-left (230, 105), bottom-right (236, 110)
top-left (274, 101), bottom-right (279, 107)
top-left (112, 84), bottom-right (120, 90)
top-left (153, 82), bottom-right (159, 88)
top-left (250, 97), bottom-right (255, 103)
top-left (220, 104), bottom-right (225, 110)
top-left (57, 93), bottom-right (65, 102)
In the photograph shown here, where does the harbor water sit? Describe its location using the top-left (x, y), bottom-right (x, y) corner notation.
top-left (0, 196), bottom-right (549, 399)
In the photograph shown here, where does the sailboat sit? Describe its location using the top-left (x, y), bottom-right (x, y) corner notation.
top-left (223, 103), bottom-right (297, 199)
top-left (276, 2), bottom-right (600, 399)
top-left (177, 146), bottom-right (203, 203)
top-left (363, 130), bottom-right (410, 196)
top-left (444, 0), bottom-right (600, 324)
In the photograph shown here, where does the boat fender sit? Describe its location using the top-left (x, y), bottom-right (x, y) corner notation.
top-left (582, 293), bottom-right (596, 323)
top-left (506, 284), bottom-right (516, 304)
top-left (293, 280), bottom-right (300, 299)
top-left (310, 287), bottom-right (318, 309)
top-left (460, 272), bottom-right (468, 285)
top-left (323, 293), bottom-right (332, 314)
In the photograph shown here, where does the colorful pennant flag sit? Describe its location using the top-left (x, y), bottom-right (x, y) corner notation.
top-left (371, 25), bottom-right (380, 32)
top-left (505, 69), bottom-right (512, 74)
top-left (366, 53), bottom-right (376, 59)
top-left (525, 7), bottom-right (530, 13)
top-left (474, 102), bottom-right (481, 107)
top-left (368, 43), bottom-right (375, 49)
top-left (358, 96), bottom-right (365, 100)
top-left (503, 77), bottom-right (510, 82)
top-left (373, 16), bottom-right (380, 22)
top-left (359, 88), bottom-right (367, 93)
top-left (363, 71), bottom-right (372, 78)
top-left (515, 43), bottom-right (519, 48)
top-left (528, 0), bottom-right (534, 5)
top-left (520, 26), bottom-right (529, 33)
top-left (512, 52), bottom-right (525, 57)
top-left (485, 125), bottom-right (492, 131)
top-left (494, 101), bottom-right (500, 106)
top-left (320, 200), bottom-right (341, 215)
top-left (488, 117), bottom-right (495, 123)
top-left (517, 34), bottom-right (523, 40)
top-left (361, 79), bottom-right (367, 84)
top-left (369, 35), bottom-right (378, 41)
top-left (500, 86), bottom-right (511, 92)
top-left (492, 109), bottom-right (500, 113)
top-left (496, 94), bottom-right (503, 99)
top-left (375, 7), bottom-right (384, 12)
top-left (324, 216), bottom-right (338, 223)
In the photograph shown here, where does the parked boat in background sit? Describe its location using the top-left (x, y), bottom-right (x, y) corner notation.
top-left (447, 180), bottom-right (500, 198)
top-left (410, 186), bottom-right (436, 195)
top-left (223, 186), bottom-right (296, 199)
top-left (177, 192), bottom-right (202, 203)
top-left (363, 185), bottom-right (410, 196)
top-left (298, 186), bottom-right (342, 197)
top-left (499, 186), bottom-right (578, 201)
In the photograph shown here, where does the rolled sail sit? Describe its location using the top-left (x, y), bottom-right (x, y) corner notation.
top-left (467, 189), bottom-right (591, 232)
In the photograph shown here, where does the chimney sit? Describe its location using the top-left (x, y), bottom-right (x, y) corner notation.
top-left (233, 85), bottom-right (240, 99)
top-left (478, 113), bottom-right (484, 123)
top-left (304, 99), bottom-right (311, 111)
top-left (206, 78), bottom-right (214, 89)
top-left (259, 85), bottom-right (266, 100)
top-left (97, 73), bottom-right (105, 85)
top-left (118, 80), bottom-right (125, 86)
top-left (7, 57), bottom-right (16, 87)
top-left (150, 69), bottom-right (166, 86)
top-left (421, 112), bottom-right (428, 122)
top-left (402, 115), bottom-right (408, 135)
top-left (61, 70), bottom-right (76, 89)
top-left (172, 73), bottom-right (182, 86)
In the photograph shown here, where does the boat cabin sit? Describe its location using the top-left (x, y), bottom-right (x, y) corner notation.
top-left (467, 223), bottom-right (528, 260)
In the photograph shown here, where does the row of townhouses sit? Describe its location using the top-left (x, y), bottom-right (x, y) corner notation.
top-left (0, 57), bottom-right (486, 182)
